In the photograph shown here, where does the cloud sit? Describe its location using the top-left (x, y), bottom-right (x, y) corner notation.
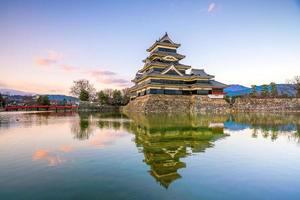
top-left (87, 69), bottom-right (131, 87)
top-left (89, 130), bottom-right (127, 148)
top-left (208, 2), bottom-right (216, 13)
top-left (60, 64), bottom-right (77, 72)
top-left (0, 80), bottom-right (8, 88)
top-left (59, 145), bottom-right (73, 153)
top-left (89, 69), bottom-right (116, 76)
top-left (32, 149), bottom-right (64, 166)
top-left (35, 50), bottom-right (63, 66)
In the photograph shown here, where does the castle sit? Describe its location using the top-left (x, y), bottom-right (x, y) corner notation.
top-left (129, 33), bottom-right (227, 100)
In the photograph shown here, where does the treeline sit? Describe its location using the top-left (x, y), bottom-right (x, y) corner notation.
top-left (250, 82), bottom-right (280, 98)
top-left (70, 79), bottom-right (130, 106)
top-left (250, 75), bottom-right (300, 98)
top-left (97, 89), bottom-right (130, 106)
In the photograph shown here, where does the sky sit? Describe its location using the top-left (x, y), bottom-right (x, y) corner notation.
top-left (0, 0), bottom-right (300, 95)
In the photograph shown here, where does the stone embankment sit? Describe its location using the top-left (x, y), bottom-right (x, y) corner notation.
top-left (123, 95), bottom-right (229, 114)
top-left (123, 95), bottom-right (300, 114)
top-left (231, 98), bottom-right (300, 113)
top-left (79, 101), bottom-right (119, 112)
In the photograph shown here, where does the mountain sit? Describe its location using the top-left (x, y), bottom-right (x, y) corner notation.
top-left (224, 84), bottom-right (296, 97)
top-left (0, 88), bottom-right (35, 96)
top-left (0, 88), bottom-right (78, 103)
top-left (224, 85), bottom-right (251, 97)
top-left (47, 95), bottom-right (78, 103)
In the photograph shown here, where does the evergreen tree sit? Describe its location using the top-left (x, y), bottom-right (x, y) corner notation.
top-left (79, 89), bottom-right (90, 101)
top-left (36, 95), bottom-right (50, 105)
top-left (0, 93), bottom-right (5, 108)
top-left (270, 82), bottom-right (278, 97)
top-left (42, 96), bottom-right (50, 105)
top-left (97, 90), bottom-right (109, 105)
top-left (37, 96), bottom-right (43, 105)
top-left (62, 98), bottom-right (67, 106)
top-left (261, 84), bottom-right (269, 97)
top-left (111, 90), bottom-right (122, 105)
top-left (251, 85), bottom-right (257, 97)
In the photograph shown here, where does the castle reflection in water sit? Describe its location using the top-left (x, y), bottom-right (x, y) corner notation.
top-left (69, 112), bottom-right (300, 188)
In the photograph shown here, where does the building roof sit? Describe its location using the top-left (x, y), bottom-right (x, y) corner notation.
top-left (161, 65), bottom-right (184, 76)
top-left (210, 80), bottom-right (228, 88)
top-left (190, 69), bottom-right (214, 78)
top-left (147, 33), bottom-right (181, 52)
top-left (139, 61), bottom-right (191, 73)
top-left (144, 61), bottom-right (190, 68)
top-left (159, 32), bottom-right (174, 43)
top-left (132, 69), bottom-right (212, 83)
top-left (148, 51), bottom-right (186, 60)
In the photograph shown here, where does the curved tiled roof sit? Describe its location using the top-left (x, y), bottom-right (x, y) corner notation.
top-left (147, 33), bottom-right (181, 52)
top-left (149, 51), bottom-right (186, 60)
top-left (190, 69), bottom-right (214, 78)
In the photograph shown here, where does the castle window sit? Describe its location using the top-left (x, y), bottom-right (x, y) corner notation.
top-left (157, 48), bottom-right (176, 53)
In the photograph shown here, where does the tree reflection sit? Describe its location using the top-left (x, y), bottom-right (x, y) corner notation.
top-left (71, 112), bottom-right (94, 140)
top-left (71, 112), bottom-right (130, 140)
top-left (225, 113), bottom-right (300, 142)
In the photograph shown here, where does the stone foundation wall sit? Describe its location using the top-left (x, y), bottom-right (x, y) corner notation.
top-left (191, 96), bottom-right (230, 113)
top-left (123, 95), bottom-right (300, 114)
top-left (231, 98), bottom-right (300, 113)
top-left (79, 101), bottom-right (119, 112)
top-left (123, 95), bottom-right (229, 114)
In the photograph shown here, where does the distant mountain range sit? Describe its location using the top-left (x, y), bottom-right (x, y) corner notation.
top-left (47, 95), bottom-right (78, 102)
top-left (0, 88), bottom-right (78, 103)
top-left (0, 88), bottom-right (35, 96)
top-left (224, 84), bottom-right (296, 97)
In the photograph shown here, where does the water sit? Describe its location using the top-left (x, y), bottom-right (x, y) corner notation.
top-left (0, 111), bottom-right (300, 200)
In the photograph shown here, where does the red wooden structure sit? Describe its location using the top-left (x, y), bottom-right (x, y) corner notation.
top-left (5, 105), bottom-right (78, 112)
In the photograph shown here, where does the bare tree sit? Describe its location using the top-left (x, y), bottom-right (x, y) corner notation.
top-left (70, 79), bottom-right (96, 101)
top-left (103, 89), bottom-right (114, 98)
top-left (287, 76), bottom-right (300, 97)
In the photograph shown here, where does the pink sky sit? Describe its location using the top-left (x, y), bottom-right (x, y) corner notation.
top-left (1, 1), bottom-right (299, 95)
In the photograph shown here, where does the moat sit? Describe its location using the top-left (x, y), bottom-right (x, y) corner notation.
top-left (1, 111), bottom-right (300, 200)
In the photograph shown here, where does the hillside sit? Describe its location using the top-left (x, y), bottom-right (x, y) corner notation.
top-left (224, 84), bottom-right (296, 97)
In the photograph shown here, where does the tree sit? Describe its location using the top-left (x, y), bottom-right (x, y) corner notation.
top-left (288, 76), bottom-right (300, 97)
top-left (270, 82), bottom-right (278, 97)
top-left (79, 89), bottom-right (90, 101)
top-left (37, 96), bottom-right (42, 105)
top-left (251, 85), bottom-right (257, 97)
top-left (97, 90), bottom-right (109, 105)
top-left (36, 95), bottom-right (50, 105)
top-left (0, 93), bottom-right (6, 108)
top-left (121, 88), bottom-right (130, 105)
top-left (62, 98), bottom-right (67, 106)
top-left (43, 96), bottom-right (50, 105)
top-left (111, 90), bottom-right (123, 105)
top-left (104, 89), bottom-right (114, 98)
top-left (261, 84), bottom-right (269, 97)
top-left (70, 79), bottom-right (96, 101)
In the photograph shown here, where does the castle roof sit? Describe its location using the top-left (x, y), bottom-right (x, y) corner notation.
top-left (146, 51), bottom-right (186, 61)
top-left (147, 33), bottom-right (180, 52)
top-left (190, 69), bottom-right (214, 78)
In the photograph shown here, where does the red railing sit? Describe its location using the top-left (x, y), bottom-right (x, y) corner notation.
top-left (5, 105), bottom-right (78, 111)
